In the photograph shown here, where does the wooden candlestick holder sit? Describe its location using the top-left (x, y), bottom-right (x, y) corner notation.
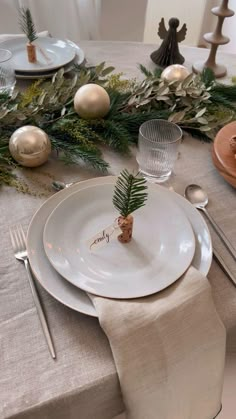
top-left (193, 0), bottom-right (234, 78)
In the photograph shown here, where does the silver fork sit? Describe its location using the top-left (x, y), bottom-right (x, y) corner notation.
top-left (9, 224), bottom-right (56, 359)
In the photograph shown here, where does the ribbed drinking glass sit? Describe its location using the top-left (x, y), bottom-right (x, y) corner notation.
top-left (137, 119), bottom-right (182, 182)
top-left (0, 49), bottom-right (15, 95)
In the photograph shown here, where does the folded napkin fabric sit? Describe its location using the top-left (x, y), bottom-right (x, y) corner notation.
top-left (90, 267), bottom-right (226, 419)
top-left (0, 31), bottom-right (49, 43)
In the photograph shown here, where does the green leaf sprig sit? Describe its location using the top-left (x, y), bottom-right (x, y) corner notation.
top-left (19, 7), bottom-right (37, 43)
top-left (113, 169), bottom-right (148, 218)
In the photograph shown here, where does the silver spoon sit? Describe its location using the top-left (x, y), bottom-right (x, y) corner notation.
top-left (185, 184), bottom-right (236, 261)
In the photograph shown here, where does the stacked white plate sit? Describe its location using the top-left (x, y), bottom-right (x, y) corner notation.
top-left (0, 37), bottom-right (85, 79)
top-left (27, 177), bottom-right (212, 317)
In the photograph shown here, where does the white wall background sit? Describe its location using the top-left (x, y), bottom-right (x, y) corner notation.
top-left (0, 0), bottom-right (19, 33)
top-left (144, 0), bottom-right (236, 52)
top-left (0, 0), bottom-right (236, 52)
top-left (100, 0), bottom-right (147, 41)
top-left (220, 0), bottom-right (236, 53)
top-left (144, 0), bottom-right (208, 46)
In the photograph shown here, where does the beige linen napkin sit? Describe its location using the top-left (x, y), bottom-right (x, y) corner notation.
top-left (0, 31), bottom-right (49, 43)
top-left (90, 267), bottom-right (226, 419)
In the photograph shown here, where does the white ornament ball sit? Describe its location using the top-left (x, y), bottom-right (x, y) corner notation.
top-left (74, 83), bottom-right (110, 119)
top-left (9, 125), bottom-right (51, 168)
top-left (161, 65), bottom-right (191, 82)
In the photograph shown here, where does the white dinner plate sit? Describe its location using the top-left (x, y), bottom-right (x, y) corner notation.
top-left (15, 40), bottom-right (85, 79)
top-left (15, 70), bottom-right (63, 80)
top-left (43, 183), bottom-right (195, 299)
top-left (0, 37), bottom-right (75, 72)
top-left (27, 177), bottom-right (212, 316)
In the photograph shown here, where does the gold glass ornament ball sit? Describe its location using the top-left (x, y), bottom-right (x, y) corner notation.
top-left (161, 64), bottom-right (191, 82)
top-left (9, 125), bottom-right (51, 167)
top-left (74, 83), bottom-right (110, 119)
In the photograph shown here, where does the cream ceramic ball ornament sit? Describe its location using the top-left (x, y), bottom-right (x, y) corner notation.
top-left (74, 83), bottom-right (110, 119)
top-left (9, 125), bottom-right (51, 167)
top-left (161, 64), bottom-right (191, 82)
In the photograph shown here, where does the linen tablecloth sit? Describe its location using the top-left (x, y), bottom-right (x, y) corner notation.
top-left (1, 41), bottom-right (236, 419)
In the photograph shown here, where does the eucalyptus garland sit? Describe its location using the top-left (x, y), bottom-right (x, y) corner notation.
top-left (0, 62), bottom-right (236, 191)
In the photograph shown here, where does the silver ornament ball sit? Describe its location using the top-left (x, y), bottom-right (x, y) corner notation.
top-left (161, 64), bottom-right (191, 82)
top-left (74, 83), bottom-right (110, 119)
top-left (9, 125), bottom-right (51, 168)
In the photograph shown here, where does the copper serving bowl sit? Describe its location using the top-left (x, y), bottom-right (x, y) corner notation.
top-left (212, 121), bottom-right (236, 188)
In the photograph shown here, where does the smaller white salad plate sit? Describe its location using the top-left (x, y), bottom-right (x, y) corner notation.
top-left (0, 37), bottom-right (75, 72)
top-left (15, 40), bottom-right (85, 79)
top-left (43, 182), bottom-right (195, 299)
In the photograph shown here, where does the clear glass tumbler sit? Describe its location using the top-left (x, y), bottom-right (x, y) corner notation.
top-left (137, 119), bottom-right (182, 182)
top-left (0, 49), bottom-right (16, 95)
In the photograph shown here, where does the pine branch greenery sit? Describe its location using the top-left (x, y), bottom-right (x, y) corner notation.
top-left (212, 83), bottom-right (236, 102)
top-left (101, 120), bottom-right (131, 153)
top-left (113, 169), bottom-right (148, 218)
top-left (139, 64), bottom-right (153, 78)
top-left (200, 68), bottom-right (215, 87)
top-left (19, 8), bottom-right (37, 43)
top-left (48, 126), bottom-right (109, 172)
top-left (1, 62), bottom-right (236, 192)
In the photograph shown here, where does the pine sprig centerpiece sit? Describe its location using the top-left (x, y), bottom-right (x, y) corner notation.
top-left (19, 7), bottom-right (37, 42)
top-left (113, 169), bottom-right (148, 217)
top-left (113, 169), bottom-right (148, 243)
top-left (1, 62), bottom-right (236, 194)
top-left (19, 7), bottom-right (37, 63)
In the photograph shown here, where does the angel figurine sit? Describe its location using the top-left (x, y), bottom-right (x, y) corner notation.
top-left (150, 17), bottom-right (187, 68)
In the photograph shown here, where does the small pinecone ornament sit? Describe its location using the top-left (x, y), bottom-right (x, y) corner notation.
top-left (229, 135), bottom-right (236, 158)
